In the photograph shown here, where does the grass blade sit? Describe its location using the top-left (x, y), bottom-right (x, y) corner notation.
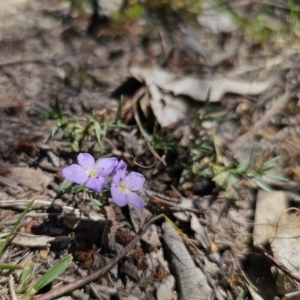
top-left (28, 254), bottom-right (72, 295)
top-left (0, 200), bottom-right (34, 257)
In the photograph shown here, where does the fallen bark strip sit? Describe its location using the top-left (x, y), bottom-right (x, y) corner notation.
top-left (162, 221), bottom-right (213, 300)
top-left (0, 199), bottom-right (106, 222)
top-left (35, 214), bottom-right (164, 300)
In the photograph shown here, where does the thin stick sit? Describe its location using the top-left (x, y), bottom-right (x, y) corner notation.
top-left (258, 246), bottom-right (300, 283)
top-left (35, 214), bottom-right (164, 300)
top-left (8, 275), bottom-right (18, 300)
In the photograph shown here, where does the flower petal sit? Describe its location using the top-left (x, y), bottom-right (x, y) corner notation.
top-left (111, 183), bottom-right (128, 207)
top-left (62, 164), bottom-right (88, 184)
top-left (77, 153), bottom-right (95, 170)
top-left (85, 176), bottom-right (107, 192)
top-left (112, 160), bottom-right (127, 184)
top-left (124, 172), bottom-right (145, 191)
top-left (95, 157), bottom-right (118, 177)
top-left (127, 190), bottom-right (144, 210)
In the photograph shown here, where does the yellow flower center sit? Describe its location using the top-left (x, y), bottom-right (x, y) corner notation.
top-left (89, 170), bottom-right (96, 178)
top-left (119, 183), bottom-right (127, 192)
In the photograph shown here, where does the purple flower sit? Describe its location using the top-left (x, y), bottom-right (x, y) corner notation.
top-left (62, 153), bottom-right (118, 193)
top-left (111, 160), bottom-right (145, 209)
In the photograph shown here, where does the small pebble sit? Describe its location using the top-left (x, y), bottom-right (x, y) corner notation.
top-left (47, 151), bottom-right (61, 168)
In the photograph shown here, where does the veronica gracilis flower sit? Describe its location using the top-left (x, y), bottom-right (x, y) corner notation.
top-left (111, 160), bottom-right (145, 209)
top-left (62, 153), bottom-right (117, 192)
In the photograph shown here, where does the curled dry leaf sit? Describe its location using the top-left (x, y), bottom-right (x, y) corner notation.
top-left (253, 190), bottom-right (288, 246)
top-left (271, 208), bottom-right (300, 279)
top-left (190, 213), bottom-right (211, 253)
top-left (163, 77), bottom-right (271, 102)
top-left (148, 84), bottom-right (190, 128)
top-left (162, 221), bottom-right (213, 300)
top-left (130, 66), bottom-right (271, 102)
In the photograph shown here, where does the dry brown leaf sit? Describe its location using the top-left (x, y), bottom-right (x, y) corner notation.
top-left (148, 84), bottom-right (190, 127)
top-left (271, 208), bottom-right (300, 278)
top-left (253, 190), bottom-right (288, 246)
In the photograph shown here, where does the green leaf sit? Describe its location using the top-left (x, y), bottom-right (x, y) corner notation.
top-left (226, 174), bottom-right (238, 190)
top-left (235, 148), bottom-right (257, 174)
top-left (17, 261), bottom-right (34, 294)
top-left (265, 174), bottom-right (289, 181)
top-left (51, 124), bottom-right (62, 137)
top-left (213, 172), bottom-right (228, 188)
top-left (235, 158), bottom-right (250, 173)
top-left (44, 124), bottom-right (62, 142)
top-left (236, 156), bottom-right (253, 173)
top-left (35, 109), bottom-right (50, 119)
top-left (94, 121), bottom-right (103, 152)
top-left (109, 123), bottom-right (136, 130)
top-left (54, 97), bottom-right (63, 119)
top-left (67, 117), bottom-right (87, 123)
top-left (59, 180), bottom-right (73, 193)
top-left (70, 184), bottom-right (86, 193)
top-left (235, 289), bottom-right (248, 300)
top-left (253, 178), bottom-right (273, 192)
top-left (19, 261), bottom-right (34, 284)
top-left (18, 281), bottom-right (33, 294)
top-left (71, 140), bottom-right (80, 152)
top-left (0, 200), bottom-right (34, 257)
top-left (260, 156), bottom-right (280, 172)
top-left (90, 198), bottom-right (102, 207)
top-left (114, 97), bottom-right (123, 123)
top-left (28, 254), bottom-right (72, 295)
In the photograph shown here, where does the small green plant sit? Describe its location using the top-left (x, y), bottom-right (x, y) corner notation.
top-left (0, 201), bottom-right (33, 259)
top-left (179, 97), bottom-right (227, 184)
top-left (220, 6), bottom-right (284, 44)
top-left (180, 96), bottom-right (286, 193)
top-left (190, 142), bottom-right (286, 194)
top-left (18, 255), bottom-right (72, 297)
top-left (37, 97), bottom-right (133, 153)
top-left (145, 0), bottom-right (202, 15)
top-left (152, 129), bottom-right (181, 153)
top-left (211, 154), bottom-right (287, 193)
top-left (0, 201), bottom-right (72, 296)
top-left (288, 0), bottom-right (298, 26)
top-left (66, 65), bottom-right (89, 91)
top-left (112, 1), bottom-right (145, 23)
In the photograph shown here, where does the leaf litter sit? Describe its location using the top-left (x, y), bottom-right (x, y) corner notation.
top-left (1, 0), bottom-right (300, 299)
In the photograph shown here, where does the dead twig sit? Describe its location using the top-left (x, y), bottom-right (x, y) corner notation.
top-left (150, 195), bottom-right (202, 214)
top-left (258, 246), bottom-right (300, 284)
top-left (144, 189), bottom-right (180, 203)
top-left (35, 214), bottom-right (164, 300)
top-left (0, 175), bottom-right (22, 190)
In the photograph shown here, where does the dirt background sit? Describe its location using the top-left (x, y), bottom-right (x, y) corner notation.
top-left (1, 1), bottom-right (300, 299)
